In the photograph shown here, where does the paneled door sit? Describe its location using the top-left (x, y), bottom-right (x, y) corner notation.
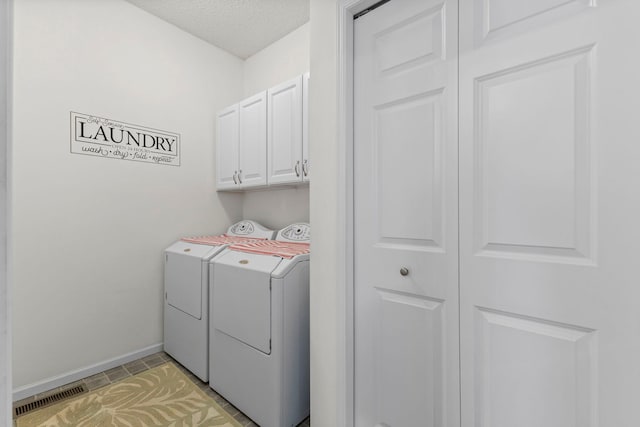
top-left (216, 105), bottom-right (239, 190)
top-left (353, 0), bottom-right (459, 426)
top-left (459, 0), bottom-right (640, 426)
top-left (238, 92), bottom-right (267, 188)
top-left (267, 75), bottom-right (303, 184)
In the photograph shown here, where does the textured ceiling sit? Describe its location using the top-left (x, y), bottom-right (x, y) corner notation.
top-left (125, 0), bottom-right (310, 59)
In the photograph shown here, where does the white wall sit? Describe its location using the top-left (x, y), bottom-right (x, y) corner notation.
top-left (11, 0), bottom-right (243, 389)
top-left (243, 23), bottom-right (310, 97)
top-left (309, 2), bottom-right (341, 426)
top-left (241, 187), bottom-right (310, 231)
top-left (0, 0), bottom-right (11, 423)
top-left (241, 23), bottom-right (310, 230)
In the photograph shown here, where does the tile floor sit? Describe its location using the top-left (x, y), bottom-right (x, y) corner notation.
top-left (13, 352), bottom-right (311, 427)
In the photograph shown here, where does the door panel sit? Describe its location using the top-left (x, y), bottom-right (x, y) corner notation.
top-left (239, 92), bottom-right (267, 187)
top-left (216, 105), bottom-right (239, 190)
top-left (474, 307), bottom-right (596, 427)
top-left (267, 76), bottom-right (303, 184)
top-left (376, 91), bottom-right (443, 246)
top-left (376, 291), bottom-right (445, 426)
top-left (476, 0), bottom-right (593, 44)
top-left (354, 0), bottom-right (459, 425)
top-left (212, 252), bottom-right (281, 355)
top-left (475, 46), bottom-right (594, 261)
top-left (460, 1), bottom-right (640, 426)
top-left (303, 72), bottom-right (311, 182)
top-left (165, 252), bottom-right (202, 319)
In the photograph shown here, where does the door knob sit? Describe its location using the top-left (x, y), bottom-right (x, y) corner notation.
top-left (400, 267), bottom-right (409, 276)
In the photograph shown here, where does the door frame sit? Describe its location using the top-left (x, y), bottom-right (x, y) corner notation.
top-left (0, 0), bottom-right (12, 426)
top-left (336, 1), bottom-right (383, 426)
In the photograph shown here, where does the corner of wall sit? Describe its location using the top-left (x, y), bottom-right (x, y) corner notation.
top-left (309, 0), bottom-right (341, 426)
top-left (0, 0), bottom-right (12, 423)
top-left (242, 21), bottom-right (310, 97)
top-left (238, 21), bottom-right (311, 229)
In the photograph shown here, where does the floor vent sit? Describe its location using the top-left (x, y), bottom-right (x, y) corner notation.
top-left (14, 384), bottom-right (88, 418)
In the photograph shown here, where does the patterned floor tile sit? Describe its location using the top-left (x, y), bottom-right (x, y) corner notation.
top-left (104, 366), bottom-right (130, 382)
top-left (142, 356), bottom-right (165, 368)
top-left (14, 351), bottom-right (312, 425)
top-left (82, 372), bottom-right (107, 383)
top-left (84, 376), bottom-right (110, 391)
top-left (123, 361), bottom-right (147, 375)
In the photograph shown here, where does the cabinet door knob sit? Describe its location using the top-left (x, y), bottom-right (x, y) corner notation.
top-left (232, 171), bottom-right (238, 184)
top-left (303, 159), bottom-right (309, 177)
top-left (400, 267), bottom-right (409, 276)
top-left (295, 160), bottom-right (300, 177)
top-left (238, 170), bottom-right (243, 184)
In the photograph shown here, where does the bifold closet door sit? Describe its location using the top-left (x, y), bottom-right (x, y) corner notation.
top-left (353, 0), bottom-right (459, 426)
top-left (459, 0), bottom-right (640, 426)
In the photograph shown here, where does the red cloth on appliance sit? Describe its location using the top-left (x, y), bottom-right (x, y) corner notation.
top-left (180, 234), bottom-right (267, 246)
top-left (228, 240), bottom-right (310, 259)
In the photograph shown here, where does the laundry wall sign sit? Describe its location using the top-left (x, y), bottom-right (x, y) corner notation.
top-left (70, 112), bottom-right (181, 166)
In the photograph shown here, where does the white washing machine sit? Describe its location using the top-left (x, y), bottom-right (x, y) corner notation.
top-left (209, 223), bottom-right (311, 427)
top-left (163, 220), bottom-right (275, 382)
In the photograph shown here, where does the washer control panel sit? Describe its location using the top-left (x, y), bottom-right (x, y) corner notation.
top-left (227, 220), bottom-right (275, 239)
top-left (277, 223), bottom-right (311, 242)
top-left (229, 221), bottom-right (254, 235)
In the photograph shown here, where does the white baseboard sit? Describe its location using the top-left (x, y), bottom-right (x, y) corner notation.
top-left (12, 343), bottom-right (163, 402)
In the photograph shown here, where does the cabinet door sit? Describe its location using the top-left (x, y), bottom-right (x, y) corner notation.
top-left (216, 104), bottom-right (239, 190)
top-left (267, 75), bottom-right (303, 185)
top-left (302, 72), bottom-right (310, 182)
top-left (238, 92), bottom-right (267, 188)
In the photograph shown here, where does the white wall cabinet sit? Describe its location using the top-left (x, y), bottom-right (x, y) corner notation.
top-left (238, 92), bottom-right (268, 188)
top-left (267, 75), bottom-right (304, 185)
top-left (216, 73), bottom-right (309, 191)
top-left (216, 92), bottom-right (268, 190)
top-left (216, 105), bottom-right (239, 190)
top-left (302, 72), bottom-right (310, 182)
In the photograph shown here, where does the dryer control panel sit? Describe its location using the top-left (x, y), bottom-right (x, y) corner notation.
top-left (277, 223), bottom-right (311, 242)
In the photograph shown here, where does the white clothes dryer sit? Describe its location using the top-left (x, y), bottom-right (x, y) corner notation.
top-left (163, 220), bottom-right (275, 382)
top-left (209, 223), bottom-right (311, 427)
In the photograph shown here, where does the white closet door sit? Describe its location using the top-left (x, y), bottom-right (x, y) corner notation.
top-left (216, 105), bottom-right (239, 190)
top-left (459, 1), bottom-right (640, 426)
top-left (239, 92), bottom-right (267, 188)
top-left (267, 75), bottom-right (303, 184)
top-left (354, 0), bottom-right (459, 426)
